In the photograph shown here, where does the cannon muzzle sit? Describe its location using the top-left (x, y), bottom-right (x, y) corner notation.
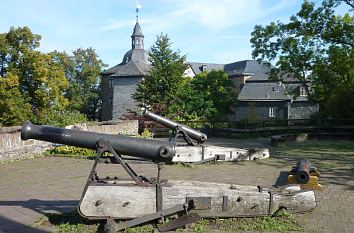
top-left (142, 109), bottom-right (207, 143)
top-left (295, 159), bottom-right (311, 184)
top-left (21, 121), bottom-right (175, 161)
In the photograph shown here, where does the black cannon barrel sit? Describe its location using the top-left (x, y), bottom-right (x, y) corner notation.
top-left (21, 121), bottom-right (175, 161)
top-left (295, 160), bottom-right (311, 184)
top-left (142, 109), bottom-right (207, 143)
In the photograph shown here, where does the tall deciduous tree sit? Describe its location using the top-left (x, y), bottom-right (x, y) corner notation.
top-left (172, 70), bottom-right (236, 121)
top-left (250, 0), bottom-right (353, 111)
top-left (133, 34), bottom-right (188, 114)
top-left (0, 72), bottom-right (32, 126)
top-left (0, 26), bottom-right (107, 126)
top-left (50, 48), bottom-right (107, 120)
top-left (0, 27), bottom-right (70, 125)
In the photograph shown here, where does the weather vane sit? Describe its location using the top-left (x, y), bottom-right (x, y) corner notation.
top-left (136, 0), bottom-right (141, 22)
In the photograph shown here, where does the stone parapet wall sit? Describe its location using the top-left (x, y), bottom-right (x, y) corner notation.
top-left (0, 126), bottom-right (51, 161)
top-left (66, 120), bottom-right (138, 136)
top-left (0, 120), bottom-right (138, 161)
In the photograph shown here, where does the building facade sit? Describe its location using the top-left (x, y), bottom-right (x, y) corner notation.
top-left (101, 19), bottom-right (319, 121)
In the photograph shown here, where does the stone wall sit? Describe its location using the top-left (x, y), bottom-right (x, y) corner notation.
top-left (112, 77), bottom-right (141, 120)
top-left (235, 101), bottom-right (288, 121)
top-left (66, 120), bottom-right (138, 136)
top-left (290, 101), bottom-right (319, 119)
top-left (0, 120), bottom-right (138, 161)
top-left (100, 75), bottom-right (142, 121)
top-left (100, 74), bottom-right (113, 121)
top-left (0, 126), bottom-right (51, 161)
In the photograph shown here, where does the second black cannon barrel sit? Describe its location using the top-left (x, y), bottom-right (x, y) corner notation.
top-left (142, 109), bottom-right (207, 143)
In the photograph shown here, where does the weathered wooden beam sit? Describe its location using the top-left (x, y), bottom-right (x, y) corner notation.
top-left (173, 146), bottom-right (269, 163)
top-left (79, 181), bottom-right (315, 219)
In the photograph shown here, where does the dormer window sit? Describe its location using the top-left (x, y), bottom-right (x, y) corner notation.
top-left (299, 86), bottom-right (307, 96)
top-left (201, 65), bottom-right (207, 72)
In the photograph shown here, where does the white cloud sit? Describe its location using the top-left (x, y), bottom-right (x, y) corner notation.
top-left (98, 19), bottom-right (135, 32)
top-left (138, 0), bottom-right (298, 32)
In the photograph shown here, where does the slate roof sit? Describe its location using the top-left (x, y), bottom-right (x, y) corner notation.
top-left (187, 60), bottom-right (275, 81)
top-left (101, 49), bottom-right (150, 76)
top-left (110, 60), bottom-right (150, 77)
top-left (132, 21), bottom-right (143, 37)
top-left (187, 62), bottom-right (224, 75)
top-left (224, 60), bottom-right (272, 81)
top-left (238, 82), bottom-right (290, 101)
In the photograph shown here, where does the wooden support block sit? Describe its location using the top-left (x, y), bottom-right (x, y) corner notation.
top-left (287, 175), bottom-right (322, 190)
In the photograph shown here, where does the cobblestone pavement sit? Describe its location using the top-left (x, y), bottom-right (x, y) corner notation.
top-left (0, 138), bottom-right (353, 233)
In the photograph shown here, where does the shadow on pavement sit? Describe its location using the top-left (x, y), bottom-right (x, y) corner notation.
top-left (274, 171), bottom-right (290, 187)
top-left (0, 199), bottom-right (78, 216)
top-left (0, 215), bottom-right (50, 233)
top-left (0, 199), bottom-right (79, 232)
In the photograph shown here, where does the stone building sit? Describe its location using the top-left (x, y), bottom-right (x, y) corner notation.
top-left (100, 19), bottom-right (150, 121)
top-left (186, 60), bottom-right (319, 121)
top-left (100, 17), bottom-right (318, 121)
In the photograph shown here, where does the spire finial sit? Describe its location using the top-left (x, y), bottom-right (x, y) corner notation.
top-left (136, 1), bottom-right (141, 22)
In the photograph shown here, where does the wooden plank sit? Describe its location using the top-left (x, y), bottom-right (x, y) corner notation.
top-left (79, 185), bottom-right (156, 219)
top-left (79, 181), bottom-right (316, 219)
top-left (173, 146), bottom-right (269, 163)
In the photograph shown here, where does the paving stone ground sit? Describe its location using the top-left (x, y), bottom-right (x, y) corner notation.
top-left (0, 137), bottom-right (353, 233)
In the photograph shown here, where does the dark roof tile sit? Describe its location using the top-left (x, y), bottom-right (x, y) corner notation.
top-left (238, 82), bottom-right (290, 101)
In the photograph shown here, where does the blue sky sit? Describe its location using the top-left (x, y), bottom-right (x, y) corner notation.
top-left (1, 0), bottom-right (307, 67)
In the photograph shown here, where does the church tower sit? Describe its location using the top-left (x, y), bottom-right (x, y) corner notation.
top-left (131, 22), bottom-right (144, 49)
top-left (100, 2), bottom-right (150, 121)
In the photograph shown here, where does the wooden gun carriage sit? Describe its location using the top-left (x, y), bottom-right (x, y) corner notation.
top-left (21, 121), bottom-right (316, 232)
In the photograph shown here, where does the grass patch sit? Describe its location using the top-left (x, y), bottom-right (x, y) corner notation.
top-left (209, 212), bottom-right (303, 232)
top-left (34, 212), bottom-right (100, 233)
top-left (34, 210), bottom-right (303, 233)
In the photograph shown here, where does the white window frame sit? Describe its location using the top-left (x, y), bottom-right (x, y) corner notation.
top-left (269, 107), bottom-right (275, 117)
top-left (299, 86), bottom-right (307, 96)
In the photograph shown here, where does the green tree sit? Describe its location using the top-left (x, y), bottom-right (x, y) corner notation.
top-left (192, 70), bottom-right (236, 118)
top-left (0, 26), bottom-right (90, 126)
top-left (0, 72), bottom-right (31, 126)
top-left (133, 34), bottom-right (188, 114)
top-left (325, 83), bottom-right (354, 118)
top-left (1, 26), bottom-right (41, 76)
top-left (250, 0), bottom-right (354, 107)
top-left (170, 70), bottom-right (236, 121)
top-left (167, 78), bottom-right (216, 121)
top-left (50, 48), bottom-right (107, 120)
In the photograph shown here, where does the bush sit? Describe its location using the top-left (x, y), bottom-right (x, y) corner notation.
top-left (45, 145), bottom-right (96, 158)
top-left (45, 110), bottom-right (87, 127)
